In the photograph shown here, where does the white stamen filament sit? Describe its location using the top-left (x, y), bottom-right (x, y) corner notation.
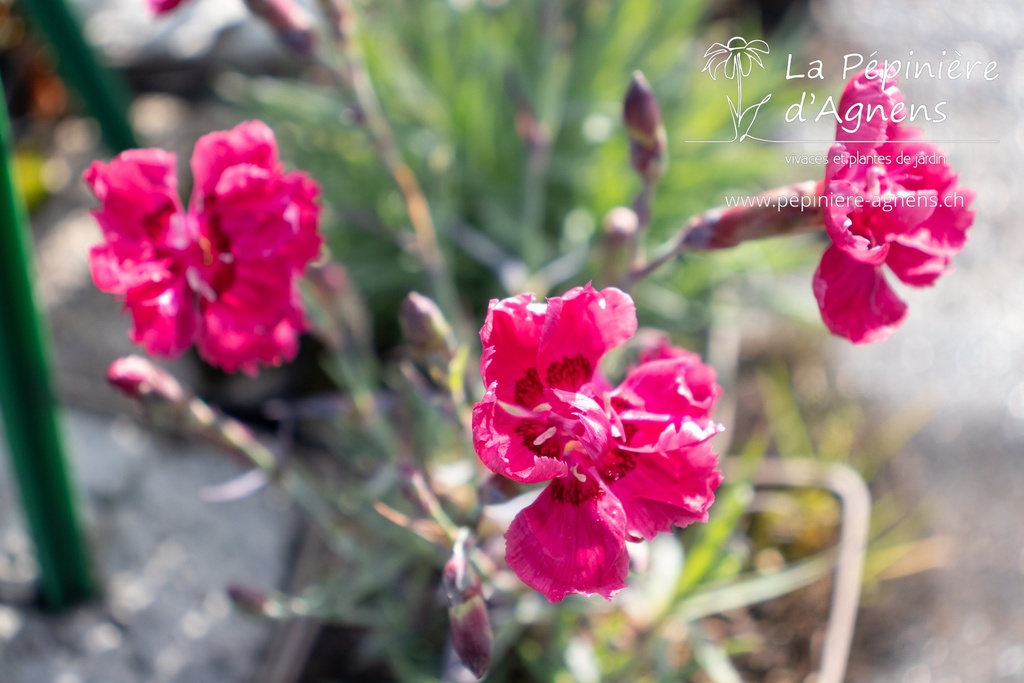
top-left (571, 464), bottom-right (587, 483)
top-left (533, 426), bottom-right (557, 446)
top-left (186, 267), bottom-right (217, 302)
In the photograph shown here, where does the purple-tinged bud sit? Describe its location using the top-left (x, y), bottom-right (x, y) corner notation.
top-left (226, 584), bottom-right (271, 617)
top-left (443, 535), bottom-right (492, 680)
top-left (243, 0), bottom-right (316, 56)
top-left (597, 206), bottom-right (640, 286)
top-left (680, 180), bottom-right (824, 250)
top-left (400, 292), bottom-right (455, 362)
top-left (107, 356), bottom-right (185, 405)
top-left (623, 71), bottom-right (668, 183)
top-left (107, 356), bottom-right (194, 431)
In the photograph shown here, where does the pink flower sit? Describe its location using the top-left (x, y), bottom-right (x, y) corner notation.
top-left (149, 0), bottom-right (188, 14)
top-left (472, 285), bottom-right (722, 601)
top-left (813, 70), bottom-right (975, 343)
top-left (85, 121), bottom-right (322, 374)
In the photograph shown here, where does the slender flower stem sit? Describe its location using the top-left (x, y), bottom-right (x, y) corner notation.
top-left (626, 180), bottom-right (824, 287)
top-left (185, 394), bottom-right (361, 541)
top-left (404, 465), bottom-right (459, 543)
top-left (0, 77), bottom-right (93, 609)
top-left (520, 0), bottom-right (572, 270)
top-left (320, 0), bottom-right (462, 334)
top-left (631, 179), bottom-right (655, 252)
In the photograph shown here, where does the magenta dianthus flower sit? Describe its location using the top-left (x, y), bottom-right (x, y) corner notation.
top-left (472, 285), bottom-right (722, 601)
top-left (148, 0), bottom-right (188, 14)
top-left (85, 120), bottom-right (322, 374)
top-left (813, 70), bottom-right (975, 343)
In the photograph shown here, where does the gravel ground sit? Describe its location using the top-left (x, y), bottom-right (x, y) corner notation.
top-left (0, 411), bottom-right (297, 683)
top-left (807, 1), bottom-right (1024, 681)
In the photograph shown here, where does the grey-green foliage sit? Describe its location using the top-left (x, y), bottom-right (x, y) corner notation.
top-left (229, 0), bottom-right (812, 347)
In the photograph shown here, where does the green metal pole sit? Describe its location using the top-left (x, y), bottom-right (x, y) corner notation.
top-left (0, 73), bottom-right (94, 609)
top-left (17, 0), bottom-right (138, 151)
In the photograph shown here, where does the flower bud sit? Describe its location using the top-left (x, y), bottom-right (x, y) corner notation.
top-left (226, 584), bottom-right (271, 617)
top-left (623, 71), bottom-right (667, 183)
top-left (597, 206), bottom-right (639, 286)
top-left (243, 0), bottom-right (316, 56)
top-left (107, 356), bottom-right (186, 406)
top-left (108, 356), bottom-right (196, 432)
top-left (400, 292), bottom-right (455, 363)
top-left (443, 537), bottom-right (492, 680)
top-left (680, 180), bottom-right (823, 250)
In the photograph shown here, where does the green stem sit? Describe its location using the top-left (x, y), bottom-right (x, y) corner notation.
top-left (0, 74), bottom-right (93, 609)
top-left (323, 0), bottom-right (465, 340)
top-left (17, 0), bottom-right (137, 151)
top-left (626, 180), bottom-right (823, 286)
top-left (520, 0), bottom-right (572, 271)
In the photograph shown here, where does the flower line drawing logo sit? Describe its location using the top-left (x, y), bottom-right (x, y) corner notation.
top-left (702, 36), bottom-right (773, 142)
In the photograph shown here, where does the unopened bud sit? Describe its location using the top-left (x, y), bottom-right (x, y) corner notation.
top-left (226, 584), bottom-right (271, 617)
top-left (400, 292), bottom-right (455, 362)
top-left (623, 71), bottom-right (667, 183)
top-left (107, 356), bottom-right (186, 406)
top-left (680, 179), bottom-right (824, 250)
top-left (443, 535), bottom-right (492, 679)
top-left (597, 207), bottom-right (639, 286)
top-left (243, 0), bottom-right (315, 56)
top-left (108, 356), bottom-right (195, 432)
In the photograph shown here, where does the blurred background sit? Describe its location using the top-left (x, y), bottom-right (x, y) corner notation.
top-left (1, 0), bottom-right (1021, 681)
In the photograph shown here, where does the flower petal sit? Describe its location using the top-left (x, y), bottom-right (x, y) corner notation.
top-left (612, 350), bottom-right (720, 425)
top-left (835, 70), bottom-right (905, 152)
top-left (198, 305), bottom-right (305, 377)
top-left (89, 243), bottom-right (148, 295)
top-left (203, 163), bottom-right (322, 270)
top-left (479, 293), bottom-right (547, 407)
top-left (813, 245), bottom-right (907, 344)
top-left (472, 385), bottom-right (570, 484)
top-left (195, 260), bottom-right (304, 373)
top-left (537, 284), bottom-right (636, 393)
top-left (190, 121), bottom-right (279, 205)
top-left (885, 240), bottom-right (949, 287)
top-left (83, 148), bottom-right (186, 248)
top-left (124, 274), bottom-right (197, 357)
top-left (824, 155), bottom-right (891, 266)
top-left (505, 476), bottom-right (629, 602)
top-left (603, 431), bottom-right (722, 541)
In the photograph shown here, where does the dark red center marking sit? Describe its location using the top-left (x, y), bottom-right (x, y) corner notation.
top-left (514, 367), bottom-right (544, 408)
top-left (514, 420), bottom-right (562, 460)
top-left (545, 354), bottom-right (593, 392)
top-left (548, 476), bottom-right (602, 505)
